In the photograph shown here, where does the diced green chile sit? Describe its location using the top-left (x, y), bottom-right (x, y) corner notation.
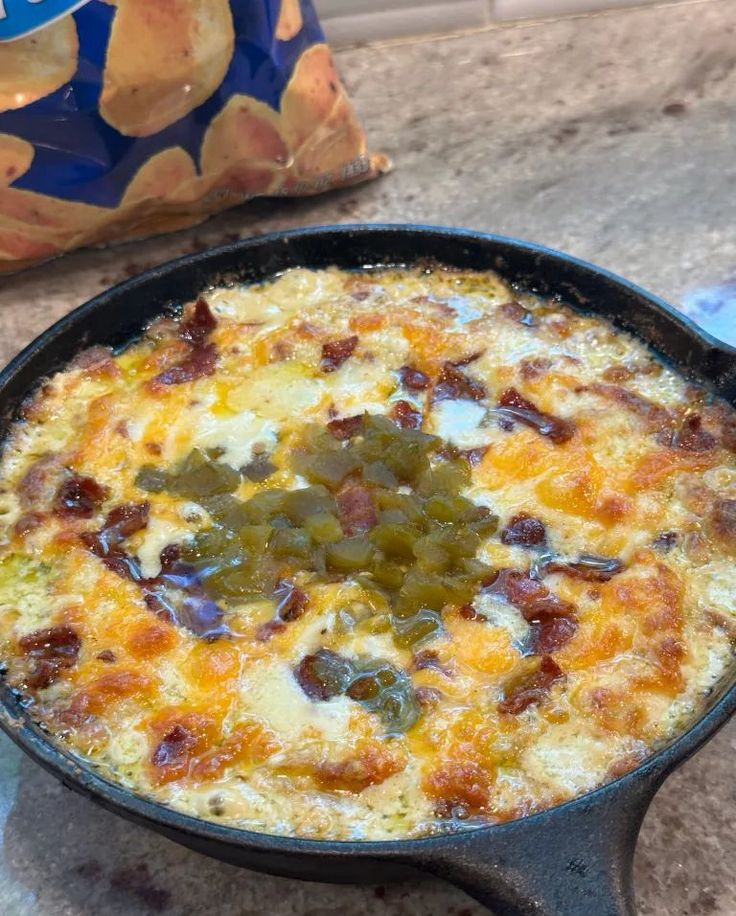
top-left (304, 450), bottom-right (361, 488)
top-left (239, 524), bottom-right (272, 553)
top-left (326, 537), bottom-right (374, 571)
top-left (347, 658), bottom-right (421, 734)
top-left (169, 449), bottom-right (241, 499)
top-left (370, 523), bottom-right (420, 561)
top-left (270, 527), bottom-right (312, 559)
top-left (296, 650), bottom-right (421, 734)
top-left (305, 512), bottom-right (343, 544)
top-left (135, 413), bottom-right (499, 654)
top-left (283, 486), bottom-right (336, 524)
top-left (391, 609), bottom-right (444, 648)
top-left (243, 489), bottom-right (287, 523)
top-left (135, 465), bottom-right (169, 493)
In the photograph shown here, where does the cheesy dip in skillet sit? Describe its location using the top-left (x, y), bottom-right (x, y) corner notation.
top-left (0, 265), bottom-right (734, 840)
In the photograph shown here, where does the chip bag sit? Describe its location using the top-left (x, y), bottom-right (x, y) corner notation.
top-left (0, 0), bottom-right (387, 274)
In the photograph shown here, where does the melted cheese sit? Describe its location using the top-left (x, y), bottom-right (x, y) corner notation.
top-left (0, 264), bottom-right (734, 842)
top-left (241, 660), bottom-right (354, 744)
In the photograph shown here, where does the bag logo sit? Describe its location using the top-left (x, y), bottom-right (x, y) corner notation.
top-left (0, 0), bottom-right (92, 42)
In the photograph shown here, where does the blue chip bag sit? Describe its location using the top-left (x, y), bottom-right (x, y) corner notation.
top-left (0, 0), bottom-right (387, 272)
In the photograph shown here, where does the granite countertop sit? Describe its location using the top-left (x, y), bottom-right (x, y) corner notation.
top-left (0, 2), bottom-right (734, 914)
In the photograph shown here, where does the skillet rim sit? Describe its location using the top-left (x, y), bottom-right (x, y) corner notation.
top-left (0, 222), bottom-right (734, 859)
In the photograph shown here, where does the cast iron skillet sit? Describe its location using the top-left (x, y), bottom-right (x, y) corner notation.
top-left (1, 225), bottom-right (735, 916)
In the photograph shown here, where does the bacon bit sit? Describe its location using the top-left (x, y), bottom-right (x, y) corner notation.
top-left (433, 362), bottom-right (486, 403)
top-left (153, 341), bottom-right (218, 386)
top-left (399, 365), bottom-right (430, 390)
top-left (294, 649), bottom-right (350, 701)
top-left (653, 531), bottom-right (678, 552)
top-left (412, 650), bottom-right (453, 675)
top-left (54, 475), bottom-right (110, 519)
top-left (500, 301), bottom-right (535, 326)
top-left (106, 503), bottom-right (150, 540)
top-left (14, 512), bottom-right (44, 537)
top-left (659, 414), bottom-right (717, 452)
top-left (390, 400), bottom-right (422, 430)
top-left (327, 414), bottom-right (364, 440)
top-left (500, 514), bottom-right (547, 548)
top-left (602, 366), bottom-right (635, 383)
top-left (19, 624), bottom-right (81, 689)
top-left (578, 383), bottom-right (671, 432)
top-left (496, 388), bottom-right (576, 444)
top-left (315, 741), bottom-right (406, 792)
top-left (321, 336), bottom-right (358, 373)
top-left (520, 357), bottom-right (551, 380)
top-left (350, 287), bottom-right (371, 302)
top-left (337, 485), bottom-right (378, 535)
top-left (710, 498), bottom-right (736, 553)
top-left (425, 761), bottom-right (492, 817)
top-left (499, 655), bottom-right (564, 714)
top-left (82, 503), bottom-right (149, 579)
top-left (274, 579), bottom-right (309, 622)
top-left (180, 298), bottom-right (217, 345)
top-left (145, 442), bottom-right (162, 456)
top-left (96, 650), bottom-right (116, 663)
top-left (488, 569), bottom-right (578, 655)
top-left (458, 603), bottom-right (480, 620)
top-left (533, 615), bottom-right (578, 653)
top-left (152, 724), bottom-right (196, 772)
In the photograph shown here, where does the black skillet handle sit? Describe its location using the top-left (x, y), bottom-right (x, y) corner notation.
top-left (417, 777), bottom-right (658, 916)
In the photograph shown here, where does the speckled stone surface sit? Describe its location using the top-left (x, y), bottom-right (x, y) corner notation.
top-left (0, 2), bottom-right (734, 914)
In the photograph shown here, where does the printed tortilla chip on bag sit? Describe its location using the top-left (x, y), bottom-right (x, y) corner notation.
top-left (200, 96), bottom-right (289, 197)
top-left (280, 45), bottom-right (367, 182)
top-left (0, 17), bottom-right (79, 112)
top-left (100, 0), bottom-right (236, 137)
top-left (276, 0), bottom-right (303, 42)
top-left (0, 135), bottom-right (34, 187)
top-left (0, 0), bottom-right (388, 274)
top-left (87, 148), bottom-right (204, 245)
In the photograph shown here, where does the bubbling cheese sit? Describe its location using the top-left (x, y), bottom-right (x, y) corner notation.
top-left (0, 264), bottom-right (734, 842)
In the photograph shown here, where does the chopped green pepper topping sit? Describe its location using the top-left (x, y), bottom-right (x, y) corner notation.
top-left (135, 414), bottom-right (498, 657)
